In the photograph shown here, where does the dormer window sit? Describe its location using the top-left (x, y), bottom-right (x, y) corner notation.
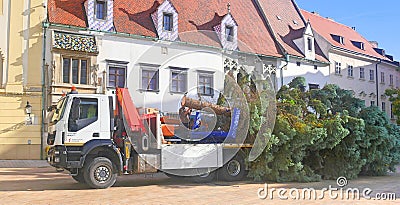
top-left (95, 0), bottom-right (107, 20)
top-left (151, 0), bottom-right (178, 41)
top-left (226, 25), bottom-right (234, 42)
top-left (213, 8), bottom-right (238, 50)
top-left (85, 0), bottom-right (114, 31)
top-left (163, 13), bottom-right (173, 31)
top-left (351, 41), bottom-right (365, 50)
top-left (307, 37), bottom-right (312, 51)
top-left (331, 34), bottom-right (345, 45)
top-left (339, 36), bottom-right (344, 44)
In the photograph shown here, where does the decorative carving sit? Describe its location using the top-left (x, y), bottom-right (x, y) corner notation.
top-left (91, 64), bottom-right (99, 86)
top-left (53, 32), bottom-right (98, 53)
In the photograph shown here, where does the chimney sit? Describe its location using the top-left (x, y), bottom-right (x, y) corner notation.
top-left (369, 41), bottom-right (378, 48)
top-left (311, 11), bottom-right (319, 15)
top-left (351, 26), bottom-right (356, 30)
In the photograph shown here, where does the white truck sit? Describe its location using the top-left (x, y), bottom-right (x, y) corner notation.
top-left (46, 87), bottom-right (251, 188)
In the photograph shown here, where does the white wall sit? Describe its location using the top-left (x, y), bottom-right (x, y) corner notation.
top-left (276, 59), bottom-right (330, 90)
top-left (97, 35), bottom-right (226, 113)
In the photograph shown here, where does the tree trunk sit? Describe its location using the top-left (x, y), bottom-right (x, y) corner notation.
top-left (181, 96), bottom-right (231, 116)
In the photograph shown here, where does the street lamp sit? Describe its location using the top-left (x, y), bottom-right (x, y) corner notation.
top-left (25, 101), bottom-right (32, 125)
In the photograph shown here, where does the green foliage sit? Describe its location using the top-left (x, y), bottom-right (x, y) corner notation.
top-left (385, 88), bottom-right (400, 124)
top-left (249, 77), bottom-right (400, 182)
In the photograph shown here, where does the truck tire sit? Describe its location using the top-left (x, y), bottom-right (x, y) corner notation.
top-left (71, 169), bottom-right (85, 183)
top-left (218, 154), bottom-right (246, 181)
top-left (83, 157), bottom-right (117, 189)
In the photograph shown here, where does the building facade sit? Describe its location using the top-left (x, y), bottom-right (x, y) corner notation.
top-left (303, 10), bottom-right (400, 120)
top-left (0, 0), bottom-right (46, 159)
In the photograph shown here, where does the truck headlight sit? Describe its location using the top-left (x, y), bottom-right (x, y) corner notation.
top-left (54, 150), bottom-right (60, 155)
top-left (54, 157), bottom-right (60, 163)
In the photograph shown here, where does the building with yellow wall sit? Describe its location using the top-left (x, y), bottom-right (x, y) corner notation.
top-left (0, 0), bottom-right (46, 159)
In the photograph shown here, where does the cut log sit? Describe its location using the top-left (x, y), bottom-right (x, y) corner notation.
top-left (181, 96), bottom-right (231, 116)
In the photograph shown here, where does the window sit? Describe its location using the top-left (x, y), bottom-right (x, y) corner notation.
top-left (198, 73), bottom-right (214, 96)
top-left (335, 62), bottom-right (341, 75)
top-left (370, 101), bottom-right (375, 107)
top-left (307, 38), bottom-right (313, 51)
top-left (141, 69), bottom-right (159, 91)
top-left (226, 25), bottom-right (234, 42)
top-left (62, 57), bottom-right (89, 84)
top-left (314, 65), bottom-right (318, 70)
top-left (296, 62), bottom-right (301, 66)
top-left (163, 13), bottom-right (173, 31)
top-left (170, 70), bottom-right (187, 93)
top-left (108, 66), bottom-right (126, 88)
top-left (68, 98), bottom-right (98, 132)
top-left (359, 68), bottom-right (365, 79)
top-left (382, 102), bottom-right (386, 112)
top-left (390, 74), bottom-right (394, 86)
top-left (347, 65), bottom-right (353, 77)
top-left (380, 72), bottom-right (385, 83)
top-left (95, 0), bottom-right (107, 20)
top-left (339, 36), bottom-right (344, 44)
top-left (369, 69), bottom-right (375, 81)
top-left (391, 104), bottom-right (394, 119)
top-left (308, 83), bottom-right (319, 90)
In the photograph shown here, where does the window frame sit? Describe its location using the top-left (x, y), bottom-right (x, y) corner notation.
top-left (380, 72), bottom-right (385, 84)
top-left (140, 64), bottom-right (160, 92)
top-left (163, 13), bottom-right (173, 31)
top-left (107, 64), bottom-right (127, 88)
top-left (225, 25), bottom-right (234, 42)
top-left (382, 101), bottom-right (386, 112)
top-left (95, 0), bottom-right (107, 20)
top-left (170, 68), bottom-right (188, 94)
top-left (335, 62), bottom-right (341, 75)
top-left (307, 37), bottom-right (313, 51)
top-left (370, 101), bottom-right (375, 107)
top-left (359, 67), bottom-right (365, 79)
top-left (347, 65), bottom-right (353, 77)
top-left (62, 56), bottom-right (90, 85)
top-left (389, 74), bottom-right (394, 86)
top-left (198, 72), bottom-right (214, 96)
top-left (369, 69), bottom-right (375, 81)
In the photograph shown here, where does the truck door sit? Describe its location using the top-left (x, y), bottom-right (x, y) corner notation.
top-left (66, 97), bottom-right (100, 144)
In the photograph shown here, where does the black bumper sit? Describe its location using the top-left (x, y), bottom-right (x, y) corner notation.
top-left (47, 146), bottom-right (82, 169)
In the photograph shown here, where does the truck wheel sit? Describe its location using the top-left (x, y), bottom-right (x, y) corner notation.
top-left (218, 154), bottom-right (246, 181)
top-left (83, 157), bottom-right (117, 189)
top-left (71, 169), bottom-right (85, 183)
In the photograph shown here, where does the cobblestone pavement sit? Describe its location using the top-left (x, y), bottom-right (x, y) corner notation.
top-left (0, 163), bottom-right (398, 205)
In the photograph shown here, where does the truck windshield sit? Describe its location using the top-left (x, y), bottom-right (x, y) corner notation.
top-left (51, 96), bottom-right (68, 123)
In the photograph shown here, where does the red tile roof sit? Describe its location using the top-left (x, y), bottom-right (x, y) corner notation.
top-left (256, 0), bottom-right (328, 62)
top-left (48, 0), bottom-right (282, 57)
top-left (301, 10), bottom-right (389, 60)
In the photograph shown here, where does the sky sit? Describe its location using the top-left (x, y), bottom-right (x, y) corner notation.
top-left (295, 0), bottom-right (400, 61)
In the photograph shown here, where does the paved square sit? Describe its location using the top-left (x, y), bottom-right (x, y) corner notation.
top-left (0, 163), bottom-right (398, 204)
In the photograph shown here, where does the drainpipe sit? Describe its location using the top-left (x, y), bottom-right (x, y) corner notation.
top-left (41, 20), bottom-right (49, 159)
top-left (279, 54), bottom-right (289, 88)
top-left (376, 59), bottom-right (382, 107)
